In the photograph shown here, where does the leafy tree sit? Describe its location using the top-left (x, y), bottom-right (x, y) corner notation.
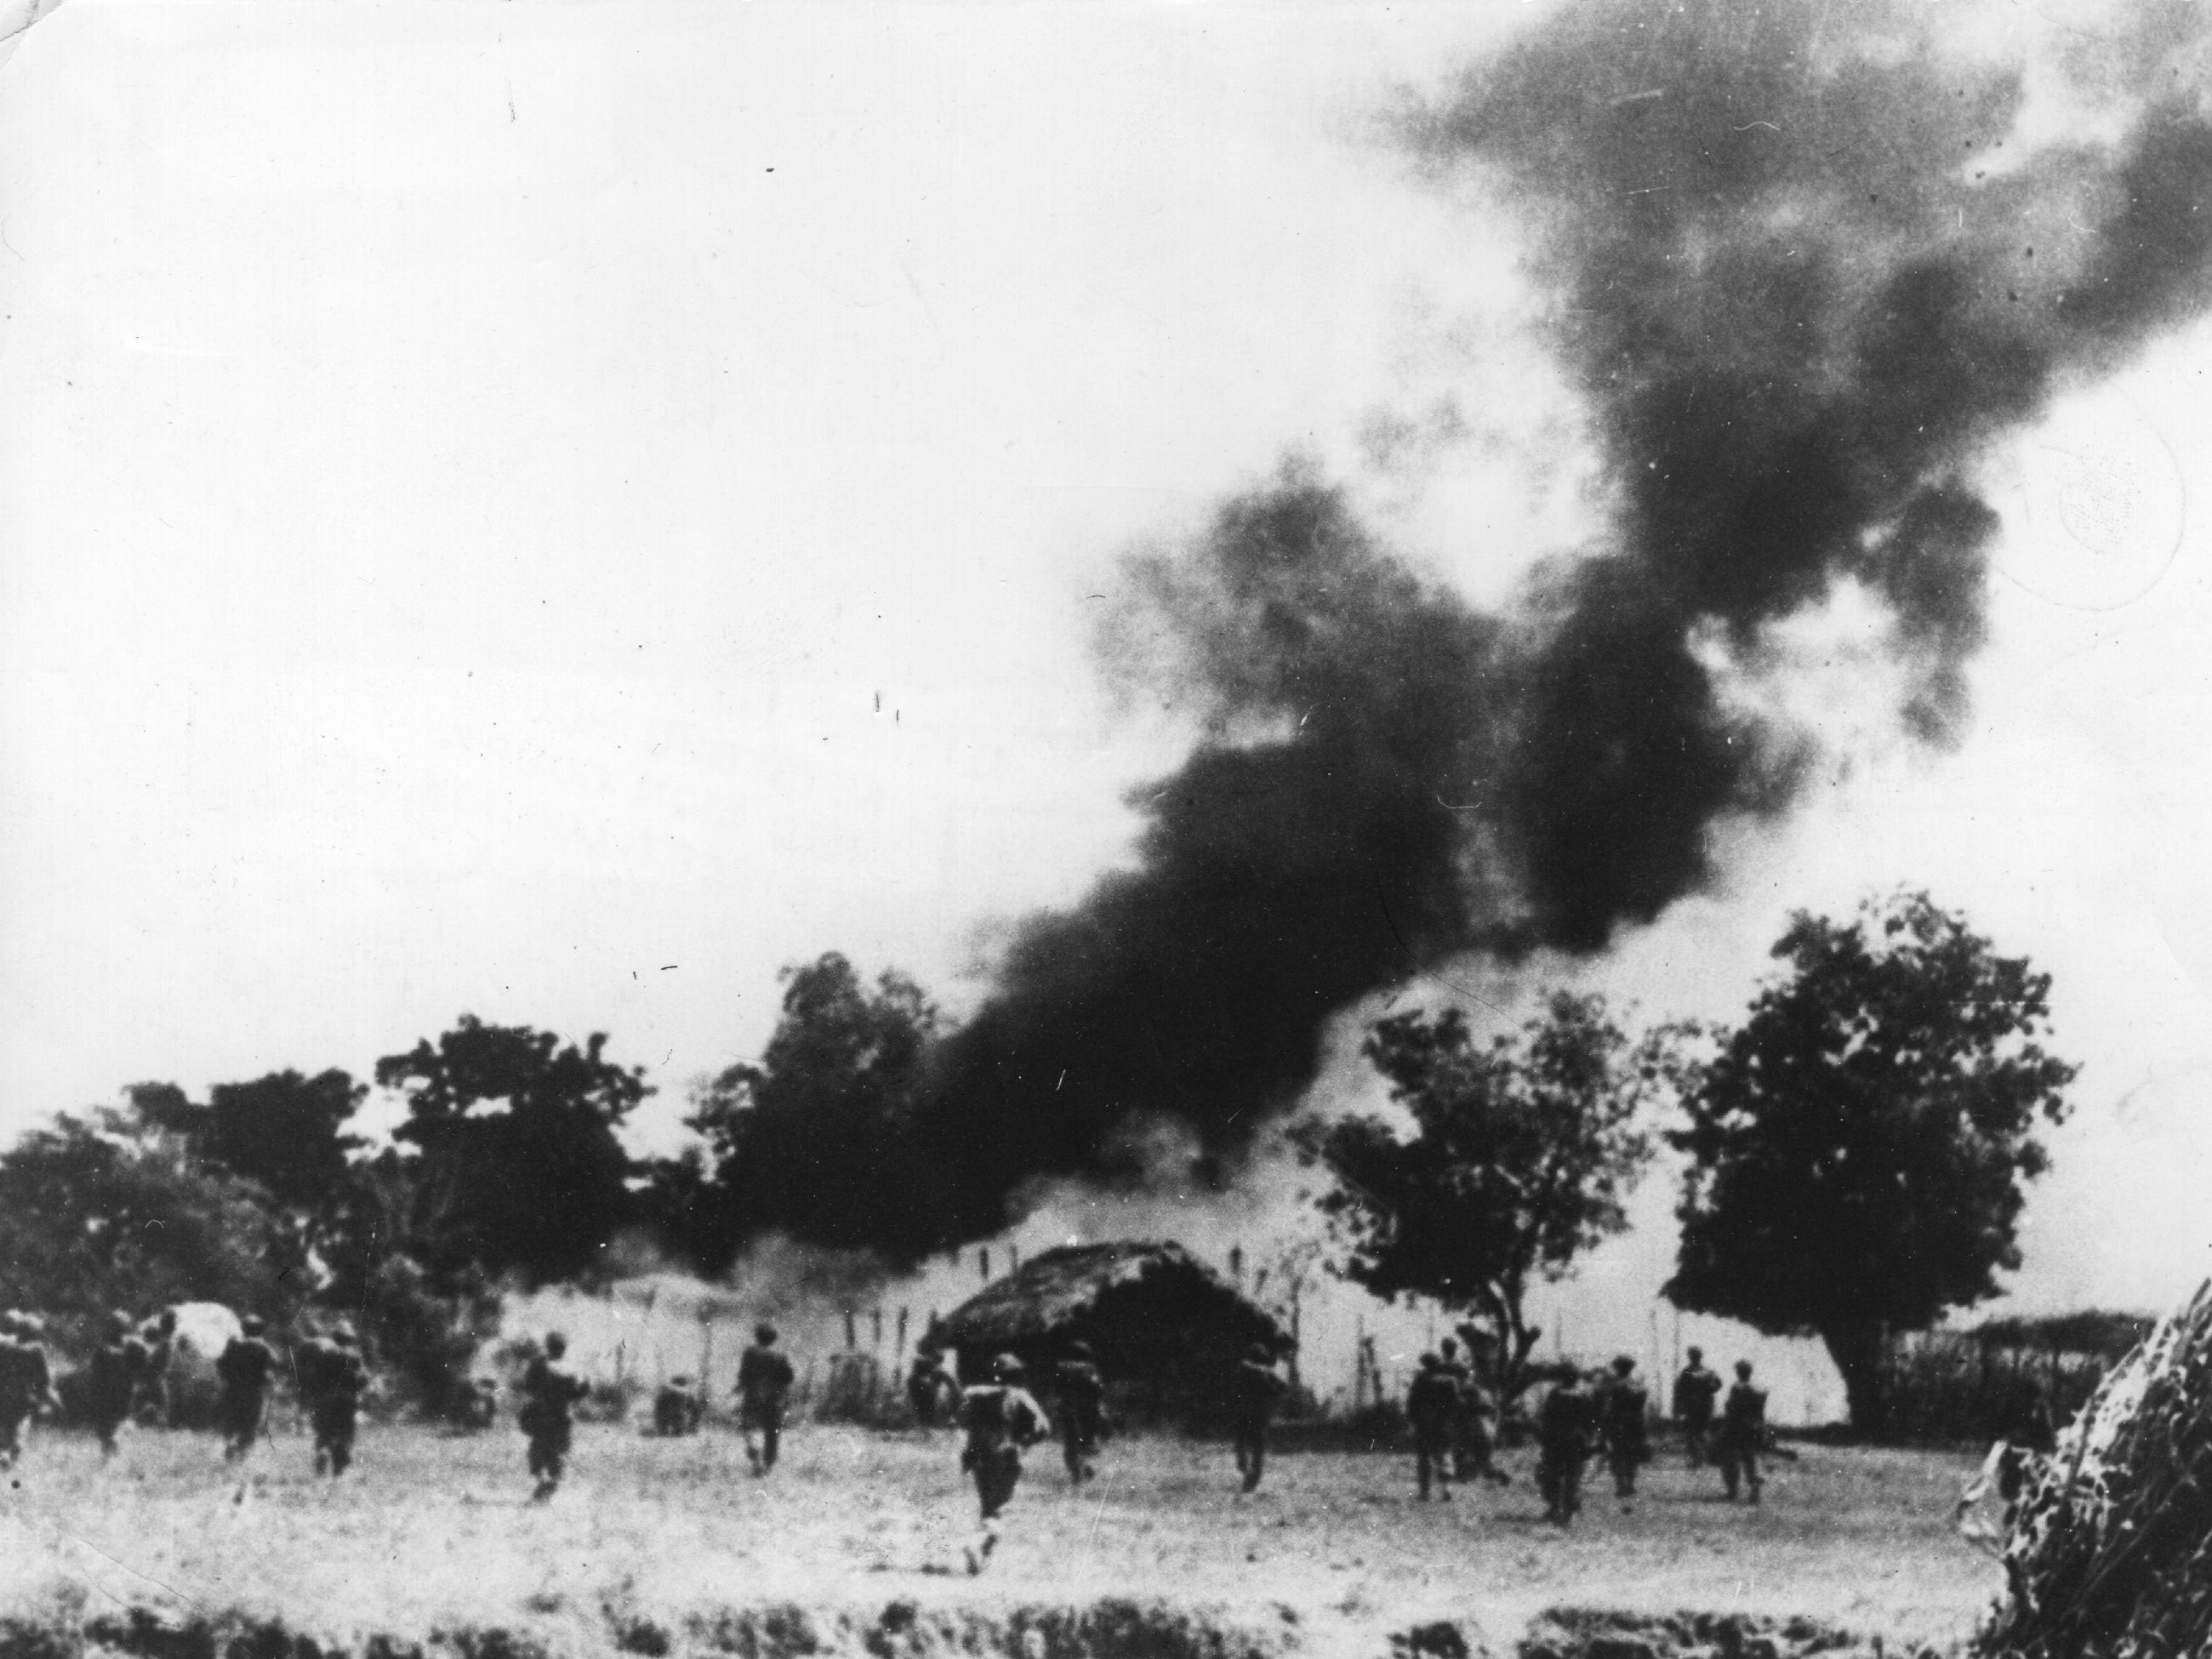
top-left (1297, 992), bottom-right (1688, 1400)
top-left (375, 1016), bottom-right (647, 1285)
top-left (0, 1105), bottom-right (305, 1336)
top-left (677, 953), bottom-right (943, 1266)
top-left (1667, 892), bottom-right (2078, 1434)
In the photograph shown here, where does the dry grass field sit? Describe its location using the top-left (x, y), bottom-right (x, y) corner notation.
top-left (0, 1419), bottom-right (2000, 1659)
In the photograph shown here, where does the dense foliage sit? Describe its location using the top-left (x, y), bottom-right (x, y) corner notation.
top-left (1668, 892), bottom-right (2077, 1432)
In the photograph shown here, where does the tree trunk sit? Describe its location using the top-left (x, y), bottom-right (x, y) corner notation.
top-left (1820, 1318), bottom-right (1889, 1437)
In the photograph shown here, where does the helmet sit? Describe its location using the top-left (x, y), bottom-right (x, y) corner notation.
top-left (992, 1352), bottom-right (1025, 1382)
top-left (240, 1316), bottom-right (265, 1337)
top-left (544, 1331), bottom-right (568, 1358)
top-left (1685, 1346), bottom-right (1703, 1363)
top-left (1418, 1351), bottom-right (1442, 1371)
top-left (755, 1324), bottom-right (778, 1346)
top-left (1735, 1360), bottom-right (1754, 1379)
top-left (1612, 1355), bottom-right (1636, 1375)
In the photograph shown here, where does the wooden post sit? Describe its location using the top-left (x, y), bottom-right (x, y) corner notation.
top-left (1009, 1243), bottom-right (1020, 1274)
top-left (897, 1307), bottom-right (909, 1361)
top-left (844, 1308), bottom-right (857, 1349)
top-left (700, 1316), bottom-right (715, 1400)
top-left (979, 1248), bottom-right (990, 1283)
top-left (1229, 1245), bottom-right (1243, 1286)
top-left (872, 1307), bottom-right (883, 1349)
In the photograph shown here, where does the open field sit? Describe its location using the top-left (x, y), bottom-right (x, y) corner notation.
top-left (0, 1421), bottom-right (1999, 1658)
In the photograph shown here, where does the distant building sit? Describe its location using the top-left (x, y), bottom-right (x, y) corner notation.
top-left (937, 1240), bottom-right (1293, 1424)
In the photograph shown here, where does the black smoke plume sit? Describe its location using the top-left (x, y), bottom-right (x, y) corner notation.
top-left (746, 0), bottom-right (2212, 1261)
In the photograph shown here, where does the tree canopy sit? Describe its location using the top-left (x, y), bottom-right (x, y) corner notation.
top-left (1297, 991), bottom-right (1689, 1398)
top-left (375, 1015), bottom-right (648, 1284)
top-left (1667, 891), bottom-right (2078, 1432)
top-left (677, 953), bottom-right (944, 1267)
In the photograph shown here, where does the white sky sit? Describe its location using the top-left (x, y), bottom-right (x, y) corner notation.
top-left (5, 0), bottom-right (2212, 1402)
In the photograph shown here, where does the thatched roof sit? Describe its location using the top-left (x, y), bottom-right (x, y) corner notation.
top-left (938, 1240), bottom-right (1291, 1359)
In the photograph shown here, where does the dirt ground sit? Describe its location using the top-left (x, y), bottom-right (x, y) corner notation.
top-left (0, 1419), bottom-right (1999, 1657)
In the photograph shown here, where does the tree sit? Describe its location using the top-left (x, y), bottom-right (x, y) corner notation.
top-left (375, 1016), bottom-right (647, 1285)
top-left (676, 953), bottom-right (944, 1267)
top-left (0, 1105), bottom-right (306, 1333)
top-left (1297, 991), bottom-right (1688, 1400)
top-left (145, 1069), bottom-right (368, 1211)
top-left (1666, 892), bottom-right (2078, 1434)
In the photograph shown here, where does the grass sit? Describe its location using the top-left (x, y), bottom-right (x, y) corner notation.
top-left (0, 1418), bottom-right (1998, 1656)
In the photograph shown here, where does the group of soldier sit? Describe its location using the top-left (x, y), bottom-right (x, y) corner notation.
top-left (0, 1307), bottom-right (369, 1480)
top-left (1404, 1343), bottom-right (1778, 1525)
top-left (0, 1303), bottom-right (1787, 1569)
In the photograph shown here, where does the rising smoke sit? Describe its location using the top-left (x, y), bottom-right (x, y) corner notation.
top-left (801, 0), bottom-right (2212, 1261)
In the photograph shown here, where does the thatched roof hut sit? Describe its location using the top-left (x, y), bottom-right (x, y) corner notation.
top-left (937, 1241), bottom-right (1292, 1412)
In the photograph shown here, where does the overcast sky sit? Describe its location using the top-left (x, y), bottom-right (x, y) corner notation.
top-left (5, 0), bottom-right (2212, 1376)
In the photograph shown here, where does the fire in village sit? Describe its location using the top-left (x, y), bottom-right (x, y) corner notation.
top-left (5, 0), bottom-right (2212, 1655)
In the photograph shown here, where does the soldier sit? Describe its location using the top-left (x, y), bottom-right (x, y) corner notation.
top-left (1597, 1355), bottom-right (1650, 1500)
top-left (1406, 1351), bottom-right (1460, 1502)
top-left (0, 1313), bottom-right (60, 1469)
top-left (734, 1324), bottom-right (795, 1476)
top-left (1439, 1337), bottom-right (1510, 1487)
top-left (305, 1324), bottom-right (368, 1476)
top-left (85, 1311), bottom-right (148, 1457)
top-left (1230, 1343), bottom-right (1286, 1494)
top-left (653, 1375), bottom-right (704, 1437)
top-left (1535, 1363), bottom-right (1597, 1525)
top-left (1673, 1346), bottom-right (1722, 1468)
top-left (906, 1348), bottom-right (955, 1429)
top-left (216, 1316), bottom-right (276, 1462)
top-left (517, 1331), bottom-right (590, 1501)
top-left (1714, 1360), bottom-right (1770, 1504)
top-left (1050, 1339), bottom-right (1106, 1485)
top-left (136, 1308), bottom-right (177, 1425)
top-left (956, 1352), bottom-right (1052, 1574)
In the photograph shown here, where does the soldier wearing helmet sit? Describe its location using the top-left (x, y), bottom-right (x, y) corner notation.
top-left (1052, 1338), bottom-right (1108, 1486)
top-left (303, 1321), bottom-right (368, 1477)
top-left (517, 1331), bottom-right (590, 1501)
top-left (956, 1352), bottom-right (1052, 1573)
top-left (1230, 1343), bottom-right (1286, 1494)
top-left (0, 1311), bottom-right (59, 1468)
top-left (734, 1323), bottom-right (796, 1476)
top-left (85, 1311), bottom-right (148, 1457)
top-left (216, 1316), bottom-right (277, 1462)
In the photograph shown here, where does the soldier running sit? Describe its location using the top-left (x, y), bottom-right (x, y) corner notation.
top-left (1673, 1346), bottom-right (1721, 1468)
top-left (0, 1313), bottom-right (60, 1469)
top-left (1230, 1343), bottom-right (1286, 1494)
top-left (956, 1352), bottom-right (1052, 1574)
top-left (517, 1331), bottom-right (590, 1501)
top-left (1598, 1355), bottom-right (1651, 1499)
top-left (136, 1309), bottom-right (177, 1426)
top-left (1052, 1340), bottom-right (1107, 1485)
top-left (1536, 1364), bottom-right (1597, 1525)
top-left (304, 1324), bottom-right (368, 1476)
top-left (1407, 1351), bottom-right (1460, 1502)
top-left (1714, 1360), bottom-right (1770, 1504)
top-left (653, 1375), bottom-right (704, 1437)
top-left (85, 1312), bottom-right (148, 1457)
top-left (734, 1324), bottom-right (795, 1476)
top-left (216, 1316), bottom-right (276, 1462)
top-left (906, 1348), bottom-right (955, 1429)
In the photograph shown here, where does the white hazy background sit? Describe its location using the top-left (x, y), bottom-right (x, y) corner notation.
top-left (5, 0), bottom-right (2212, 1418)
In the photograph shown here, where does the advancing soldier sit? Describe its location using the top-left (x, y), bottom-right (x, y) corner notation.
top-left (0, 1313), bottom-right (60, 1469)
top-left (216, 1317), bottom-right (276, 1462)
top-left (85, 1312), bottom-right (149, 1457)
top-left (517, 1331), bottom-right (591, 1501)
top-left (1597, 1356), bottom-right (1651, 1500)
top-left (1673, 1346), bottom-right (1722, 1468)
top-left (1438, 1337), bottom-right (1510, 1487)
top-left (1536, 1364), bottom-right (1597, 1526)
top-left (304, 1325), bottom-right (368, 1476)
top-left (1230, 1343), bottom-right (1287, 1494)
top-left (1052, 1340), bottom-right (1107, 1485)
top-left (1714, 1360), bottom-right (1770, 1504)
top-left (734, 1324), bottom-right (796, 1476)
top-left (906, 1348), bottom-right (955, 1429)
top-left (653, 1375), bottom-right (705, 1437)
top-left (136, 1309), bottom-right (177, 1425)
top-left (956, 1353), bottom-right (1052, 1574)
top-left (1406, 1352), bottom-right (1461, 1502)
